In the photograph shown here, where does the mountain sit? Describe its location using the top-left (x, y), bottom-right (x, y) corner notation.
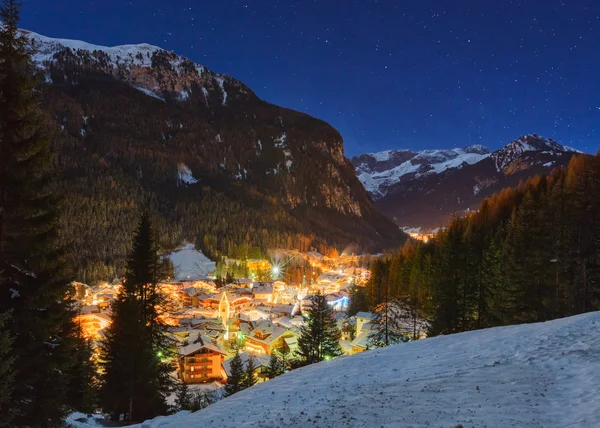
top-left (23, 29), bottom-right (407, 279)
top-left (353, 144), bottom-right (491, 198)
top-left (70, 311), bottom-right (600, 427)
top-left (352, 134), bottom-right (582, 232)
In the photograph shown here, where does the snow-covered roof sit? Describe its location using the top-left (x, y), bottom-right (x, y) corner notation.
top-left (179, 336), bottom-right (225, 356)
top-left (252, 285), bottom-right (273, 295)
top-left (355, 312), bottom-right (376, 320)
top-left (247, 320), bottom-right (293, 345)
top-left (350, 331), bottom-right (374, 349)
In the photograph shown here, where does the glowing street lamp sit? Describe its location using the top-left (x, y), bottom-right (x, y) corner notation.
top-left (272, 266), bottom-right (280, 278)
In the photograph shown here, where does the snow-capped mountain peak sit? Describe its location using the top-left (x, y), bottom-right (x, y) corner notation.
top-left (352, 146), bottom-right (490, 198)
top-left (490, 134), bottom-right (578, 172)
top-left (23, 28), bottom-right (253, 105)
top-left (25, 29), bottom-right (164, 68)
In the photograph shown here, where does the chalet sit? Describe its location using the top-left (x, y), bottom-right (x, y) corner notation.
top-left (274, 288), bottom-right (297, 305)
top-left (355, 311), bottom-right (377, 336)
top-left (180, 287), bottom-right (204, 307)
top-left (244, 319), bottom-right (297, 355)
top-left (251, 284), bottom-right (273, 302)
top-left (178, 336), bottom-right (227, 384)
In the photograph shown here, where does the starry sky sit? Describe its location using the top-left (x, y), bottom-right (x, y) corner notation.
top-left (20, 0), bottom-right (600, 156)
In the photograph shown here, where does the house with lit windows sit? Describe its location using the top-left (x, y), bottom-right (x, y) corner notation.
top-left (178, 336), bottom-right (227, 384)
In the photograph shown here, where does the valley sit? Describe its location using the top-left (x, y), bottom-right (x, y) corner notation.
top-left (1, 1), bottom-right (599, 427)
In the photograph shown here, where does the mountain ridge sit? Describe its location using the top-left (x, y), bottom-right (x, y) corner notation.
top-left (352, 134), bottom-right (583, 231)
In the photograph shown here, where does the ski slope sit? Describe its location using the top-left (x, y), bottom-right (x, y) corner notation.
top-left (76, 312), bottom-right (600, 427)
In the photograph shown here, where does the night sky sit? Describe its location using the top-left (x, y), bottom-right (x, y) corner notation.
top-left (20, 0), bottom-right (600, 156)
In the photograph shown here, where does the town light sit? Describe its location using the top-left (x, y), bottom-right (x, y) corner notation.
top-left (272, 266), bottom-right (280, 278)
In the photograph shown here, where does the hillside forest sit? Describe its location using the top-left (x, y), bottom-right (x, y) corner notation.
top-left (353, 153), bottom-right (600, 335)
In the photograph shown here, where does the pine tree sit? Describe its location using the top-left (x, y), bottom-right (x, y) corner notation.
top-left (242, 354), bottom-right (258, 389)
top-left (428, 220), bottom-right (467, 335)
top-left (295, 294), bottom-right (342, 365)
top-left (224, 351), bottom-right (245, 396)
top-left (275, 344), bottom-right (291, 372)
top-left (99, 214), bottom-right (172, 423)
top-left (189, 389), bottom-right (215, 412)
top-left (175, 380), bottom-right (191, 411)
top-left (266, 353), bottom-right (283, 380)
top-left (348, 284), bottom-right (369, 316)
top-left (66, 326), bottom-right (98, 415)
top-left (0, 1), bottom-right (80, 424)
top-left (369, 299), bottom-right (409, 347)
top-left (0, 310), bottom-right (15, 426)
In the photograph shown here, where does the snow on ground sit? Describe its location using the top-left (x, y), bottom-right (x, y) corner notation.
top-left (135, 311), bottom-right (600, 427)
top-left (65, 412), bottom-right (108, 427)
top-left (168, 243), bottom-right (215, 280)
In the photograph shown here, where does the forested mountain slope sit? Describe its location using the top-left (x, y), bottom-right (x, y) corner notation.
top-left (24, 29), bottom-right (407, 281)
top-left (358, 153), bottom-right (600, 337)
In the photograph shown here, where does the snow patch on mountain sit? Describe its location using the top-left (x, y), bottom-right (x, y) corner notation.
top-left (176, 163), bottom-right (198, 185)
top-left (178, 89), bottom-right (190, 101)
top-left (216, 76), bottom-right (227, 105)
top-left (201, 86), bottom-right (209, 105)
top-left (358, 160), bottom-right (421, 197)
top-left (168, 243), bottom-right (215, 280)
top-left (274, 133), bottom-right (287, 148)
top-left (134, 86), bottom-right (165, 101)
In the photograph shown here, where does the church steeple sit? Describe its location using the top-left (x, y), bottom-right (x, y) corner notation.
top-left (219, 291), bottom-right (230, 328)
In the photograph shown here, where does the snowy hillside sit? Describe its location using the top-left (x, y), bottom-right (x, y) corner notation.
top-left (167, 244), bottom-right (215, 280)
top-left (353, 146), bottom-right (490, 198)
top-left (114, 311), bottom-right (600, 427)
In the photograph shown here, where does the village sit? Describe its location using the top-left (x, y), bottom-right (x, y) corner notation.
top-left (71, 247), bottom-right (425, 393)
